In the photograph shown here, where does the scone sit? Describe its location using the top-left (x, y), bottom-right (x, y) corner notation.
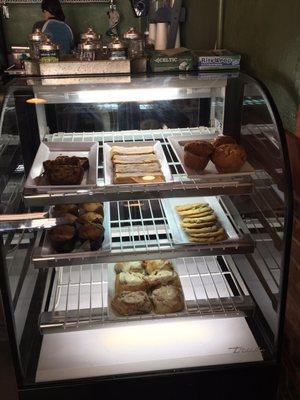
top-left (183, 140), bottom-right (214, 171)
top-left (151, 285), bottom-right (184, 314)
top-left (143, 260), bottom-right (173, 275)
top-left (211, 144), bottom-right (247, 173)
top-left (146, 270), bottom-right (180, 288)
top-left (115, 272), bottom-right (148, 293)
top-left (114, 261), bottom-right (145, 274)
top-left (111, 291), bottom-right (152, 316)
top-left (212, 135), bottom-right (236, 148)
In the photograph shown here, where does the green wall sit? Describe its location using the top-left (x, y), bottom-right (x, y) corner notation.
top-left (223, 0), bottom-right (300, 134)
top-left (182, 0), bottom-right (218, 50)
top-left (2, 2), bottom-right (141, 48)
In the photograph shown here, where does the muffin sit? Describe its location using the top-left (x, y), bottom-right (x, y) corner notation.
top-left (212, 135), bottom-right (236, 148)
top-left (211, 144), bottom-right (247, 173)
top-left (111, 291), bottom-right (152, 316)
top-left (48, 225), bottom-right (76, 253)
top-left (78, 212), bottom-right (103, 224)
top-left (53, 204), bottom-right (78, 216)
top-left (77, 223), bottom-right (104, 251)
top-left (79, 202), bottom-right (104, 215)
top-left (151, 285), bottom-right (184, 314)
top-left (183, 140), bottom-right (214, 171)
top-left (54, 212), bottom-right (78, 224)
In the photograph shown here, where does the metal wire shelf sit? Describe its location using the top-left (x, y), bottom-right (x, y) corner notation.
top-left (32, 197), bottom-right (254, 269)
top-left (23, 127), bottom-right (257, 206)
top-left (39, 255), bottom-right (253, 334)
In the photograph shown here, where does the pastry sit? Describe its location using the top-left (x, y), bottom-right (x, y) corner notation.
top-left (183, 140), bottom-right (214, 171)
top-left (151, 285), bottom-right (184, 314)
top-left (146, 270), bottom-right (180, 288)
top-left (114, 171), bottom-right (165, 184)
top-left (47, 164), bottom-right (84, 185)
top-left (114, 162), bottom-right (161, 174)
top-left (143, 260), bottom-right (173, 275)
top-left (113, 154), bottom-right (158, 164)
top-left (78, 212), bottom-right (103, 224)
top-left (54, 155), bottom-right (89, 170)
top-left (114, 261), bottom-right (145, 274)
top-left (54, 212), bottom-right (78, 224)
top-left (111, 291), bottom-right (152, 316)
top-left (79, 202), bottom-right (104, 214)
top-left (48, 225), bottom-right (76, 253)
top-left (111, 146), bottom-right (154, 157)
top-left (211, 144), bottom-right (247, 173)
top-left (77, 223), bottom-right (104, 249)
top-left (53, 204), bottom-right (78, 216)
top-left (212, 135), bottom-right (236, 148)
top-left (115, 272), bottom-right (148, 293)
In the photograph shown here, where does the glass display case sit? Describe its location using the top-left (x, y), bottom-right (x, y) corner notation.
top-left (0, 72), bottom-right (293, 400)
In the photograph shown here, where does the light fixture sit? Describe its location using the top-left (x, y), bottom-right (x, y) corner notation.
top-left (26, 97), bottom-right (47, 105)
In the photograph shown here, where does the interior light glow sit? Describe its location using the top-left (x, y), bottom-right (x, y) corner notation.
top-left (26, 97), bottom-right (47, 105)
top-left (78, 88), bottom-right (180, 103)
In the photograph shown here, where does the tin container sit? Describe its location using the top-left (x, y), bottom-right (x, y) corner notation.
top-left (39, 37), bottom-right (59, 63)
top-left (108, 37), bottom-right (127, 61)
top-left (28, 28), bottom-right (45, 60)
top-left (123, 27), bottom-right (144, 59)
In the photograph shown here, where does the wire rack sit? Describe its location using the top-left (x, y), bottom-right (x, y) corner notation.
top-left (33, 197), bottom-right (254, 268)
top-left (39, 255), bottom-right (253, 334)
top-left (24, 127), bottom-right (255, 206)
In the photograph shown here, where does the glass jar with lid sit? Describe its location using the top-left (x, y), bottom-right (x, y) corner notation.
top-left (123, 27), bottom-right (145, 59)
top-left (39, 37), bottom-right (59, 63)
top-left (108, 37), bottom-right (127, 61)
top-left (79, 39), bottom-right (96, 62)
top-left (80, 27), bottom-right (98, 41)
top-left (28, 28), bottom-right (45, 60)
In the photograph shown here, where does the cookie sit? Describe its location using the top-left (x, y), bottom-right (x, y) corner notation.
top-left (177, 206), bottom-right (213, 218)
top-left (188, 228), bottom-right (225, 238)
top-left (184, 225), bottom-right (219, 234)
top-left (181, 220), bottom-right (215, 229)
top-left (175, 203), bottom-right (208, 212)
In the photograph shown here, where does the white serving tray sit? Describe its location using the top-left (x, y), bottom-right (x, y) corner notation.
top-left (107, 261), bottom-right (187, 319)
top-left (168, 135), bottom-right (254, 178)
top-left (161, 196), bottom-right (239, 246)
top-left (25, 141), bottom-right (99, 192)
top-left (103, 141), bottom-right (173, 185)
top-left (40, 202), bottom-right (111, 258)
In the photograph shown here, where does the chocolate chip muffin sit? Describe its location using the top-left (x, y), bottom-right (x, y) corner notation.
top-left (212, 135), bottom-right (236, 148)
top-left (77, 223), bottom-right (104, 251)
top-left (53, 204), bottom-right (78, 216)
top-left (49, 225), bottom-right (76, 253)
top-left (183, 140), bottom-right (214, 171)
top-left (211, 144), bottom-right (247, 173)
top-left (78, 212), bottom-right (103, 224)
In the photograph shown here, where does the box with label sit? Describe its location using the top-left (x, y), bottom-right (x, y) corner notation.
top-left (197, 50), bottom-right (241, 71)
top-left (149, 48), bottom-right (195, 72)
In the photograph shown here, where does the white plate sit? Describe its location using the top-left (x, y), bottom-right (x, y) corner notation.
top-left (161, 196), bottom-right (239, 245)
top-left (40, 202), bottom-right (111, 258)
top-left (107, 261), bottom-right (187, 319)
top-left (168, 135), bottom-right (254, 178)
top-left (25, 141), bottom-right (99, 192)
top-left (103, 141), bottom-right (173, 185)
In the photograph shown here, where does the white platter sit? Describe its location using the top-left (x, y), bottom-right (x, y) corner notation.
top-left (25, 141), bottom-right (98, 192)
top-left (103, 141), bottom-right (173, 185)
top-left (161, 196), bottom-right (239, 245)
top-left (39, 202), bottom-right (111, 258)
top-left (168, 135), bottom-right (254, 178)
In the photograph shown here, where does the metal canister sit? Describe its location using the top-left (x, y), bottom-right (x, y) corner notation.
top-left (123, 27), bottom-right (144, 59)
top-left (39, 37), bottom-right (59, 63)
top-left (80, 27), bottom-right (98, 41)
top-left (108, 37), bottom-right (127, 61)
top-left (79, 39), bottom-right (96, 62)
top-left (28, 28), bottom-right (45, 60)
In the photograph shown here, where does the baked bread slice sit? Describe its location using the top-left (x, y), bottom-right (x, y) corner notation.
top-left (113, 154), bottom-right (158, 164)
top-left (114, 261), bottom-right (145, 274)
top-left (111, 291), bottom-right (152, 316)
top-left (143, 260), bottom-right (173, 275)
top-left (151, 285), bottom-right (184, 314)
top-left (111, 146), bottom-right (154, 157)
top-left (114, 172), bottom-right (165, 184)
top-left (114, 162), bottom-right (161, 174)
top-left (115, 272), bottom-right (148, 293)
